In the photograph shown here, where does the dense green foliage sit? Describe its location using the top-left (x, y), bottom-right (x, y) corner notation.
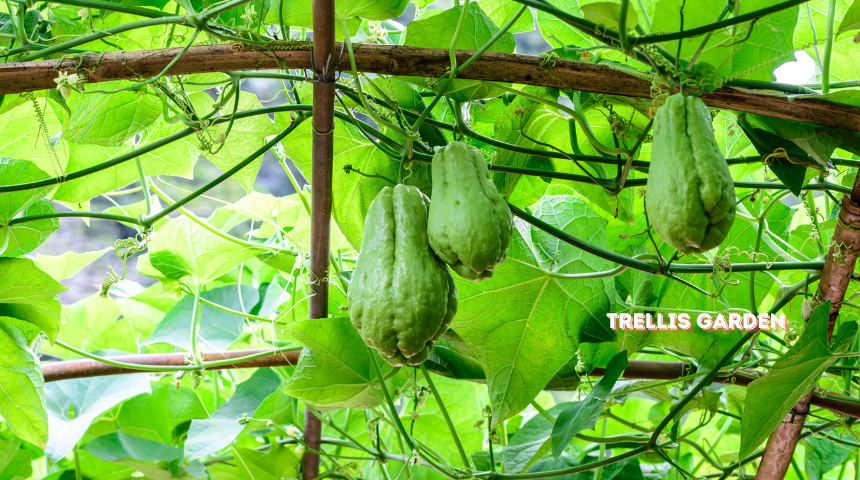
top-left (0, 0), bottom-right (860, 479)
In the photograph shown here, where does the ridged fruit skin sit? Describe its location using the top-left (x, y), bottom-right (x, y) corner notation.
top-left (645, 93), bottom-right (736, 254)
top-left (427, 141), bottom-right (513, 280)
top-left (347, 184), bottom-right (457, 367)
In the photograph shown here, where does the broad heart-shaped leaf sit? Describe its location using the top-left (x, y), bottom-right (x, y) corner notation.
top-left (283, 316), bottom-right (393, 410)
top-left (837, 0), bottom-right (860, 37)
top-left (400, 2), bottom-right (516, 102)
top-left (550, 352), bottom-right (628, 458)
top-left (64, 86), bottom-right (162, 146)
top-left (53, 121), bottom-right (196, 203)
top-left (83, 431), bottom-right (206, 480)
top-left (281, 116), bottom-right (398, 250)
top-left (39, 294), bottom-right (123, 359)
top-left (142, 285), bottom-right (259, 352)
top-left (184, 368), bottom-right (281, 462)
top-left (740, 301), bottom-right (858, 459)
top-left (0, 157), bottom-right (52, 224)
top-left (451, 195), bottom-right (614, 422)
top-left (0, 200), bottom-right (59, 257)
top-left (0, 319), bottom-right (47, 448)
top-left (652, 0), bottom-right (799, 81)
top-left (141, 215), bottom-right (266, 285)
top-left (35, 247), bottom-right (112, 282)
top-left (45, 373), bottom-right (151, 461)
top-left (194, 91), bottom-right (278, 194)
top-left (0, 258), bottom-right (67, 341)
top-left (744, 113), bottom-right (840, 169)
top-left (0, 442), bottom-right (33, 480)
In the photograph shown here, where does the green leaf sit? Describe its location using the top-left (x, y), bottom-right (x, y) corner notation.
top-left (536, 0), bottom-right (590, 49)
top-left (0, 158), bottom-right (52, 224)
top-left (184, 369), bottom-right (281, 462)
top-left (0, 100), bottom-right (69, 177)
top-left (804, 434), bottom-right (853, 480)
top-left (198, 91), bottom-right (278, 193)
top-left (116, 383), bottom-right (208, 444)
top-left (401, 2), bottom-right (517, 102)
top-left (652, 0), bottom-right (799, 81)
top-left (739, 301), bottom-right (857, 459)
top-left (35, 247), bottom-right (113, 282)
top-left (283, 316), bottom-right (392, 410)
top-left (142, 285), bottom-right (259, 352)
top-left (451, 195), bottom-right (613, 422)
top-left (477, 0), bottom-right (535, 34)
top-left (0, 447), bottom-right (33, 480)
top-left (64, 87), bottom-right (162, 147)
top-left (53, 122), bottom-right (196, 203)
top-left (503, 402), bottom-right (570, 473)
top-left (281, 116), bottom-right (398, 250)
top-left (141, 215), bottom-right (265, 284)
top-left (837, 0), bottom-right (860, 37)
top-left (0, 200), bottom-right (59, 257)
top-left (45, 373), bottom-right (151, 461)
top-left (0, 319), bottom-right (47, 448)
top-left (39, 294), bottom-right (126, 358)
top-left (263, 0), bottom-right (360, 37)
top-left (550, 351), bottom-right (628, 458)
top-left (580, 2), bottom-right (639, 31)
top-left (233, 442), bottom-right (300, 480)
top-left (0, 258), bottom-right (67, 341)
top-left (232, 191), bottom-right (351, 250)
top-left (83, 431), bottom-right (206, 479)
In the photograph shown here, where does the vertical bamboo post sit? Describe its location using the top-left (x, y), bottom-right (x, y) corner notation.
top-left (755, 175), bottom-right (860, 478)
top-left (302, 0), bottom-right (335, 478)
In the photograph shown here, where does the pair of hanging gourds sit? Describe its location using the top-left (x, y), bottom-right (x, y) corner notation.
top-left (347, 142), bottom-right (513, 367)
top-left (347, 94), bottom-right (738, 367)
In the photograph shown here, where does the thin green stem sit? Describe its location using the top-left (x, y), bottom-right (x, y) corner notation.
top-left (190, 283), bottom-right (202, 362)
top-left (53, 340), bottom-right (301, 371)
top-left (134, 157), bottom-right (152, 217)
top-left (822, 0), bottom-right (838, 94)
top-left (16, 16), bottom-right (191, 62)
top-left (145, 116), bottom-right (305, 225)
top-left (7, 211), bottom-right (141, 226)
top-left (420, 364), bottom-right (473, 470)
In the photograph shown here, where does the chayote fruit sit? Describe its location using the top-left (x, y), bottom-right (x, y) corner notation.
top-left (646, 93), bottom-right (736, 255)
top-left (427, 141), bottom-right (513, 280)
top-left (348, 184), bottom-right (457, 367)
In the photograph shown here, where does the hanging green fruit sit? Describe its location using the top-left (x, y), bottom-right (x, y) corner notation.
top-left (646, 93), bottom-right (736, 255)
top-left (348, 184), bottom-right (457, 367)
top-left (427, 141), bottom-right (513, 280)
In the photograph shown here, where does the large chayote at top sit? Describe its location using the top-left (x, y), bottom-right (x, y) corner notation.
top-left (348, 184), bottom-right (457, 367)
top-left (646, 93), bottom-right (736, 255)
top-left (428, 141), bottom-right (513, 280)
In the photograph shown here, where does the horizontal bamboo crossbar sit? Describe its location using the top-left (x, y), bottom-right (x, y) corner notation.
top-left (3, 44), bottom-right (860, 132)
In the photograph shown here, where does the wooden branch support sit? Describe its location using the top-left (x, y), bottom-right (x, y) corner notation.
top-left (2, 44), bottom-right (860, 132)
top-left (40, 353), bottom-right (860, 419)
top-left (755, 174), bottom-right (860, 479)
